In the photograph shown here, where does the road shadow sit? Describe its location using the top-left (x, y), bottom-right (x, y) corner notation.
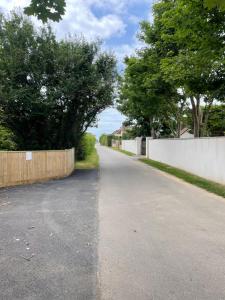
top-left (0, 168), bottom-right (99, 299)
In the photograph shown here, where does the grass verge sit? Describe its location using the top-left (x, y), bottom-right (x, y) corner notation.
top-left (76, 148), bottom-right (99, 169)
top-left (140, 158), bottom-right (225, 198)
top-left (111, 147), bottom-right (135, 157)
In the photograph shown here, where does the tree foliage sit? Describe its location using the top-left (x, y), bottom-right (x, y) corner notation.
top-left (204, 0), bottom-right (225, 10)
top-left (205, 105), bottom-right (225, 136)
top-left (0, 13), bottom-right (116, 151)
top-left (159, 0), bottom-right (225, 136)
top-left (119, 0), bottom-right (225, 138)
top-left (24, 0), bottom-right (66, 22)
top-left (0, 126), bottom-right (16, 150)
top-left (77, 133), bottom-right (96, 160)
top-left (99, 134), bottom-right (113, 147)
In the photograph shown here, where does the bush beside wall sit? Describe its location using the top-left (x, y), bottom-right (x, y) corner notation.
top-left (77, 133), bottom-right (96, 160)
top-left (0, 126), bottom-right (16, 150)
top-left (99, 134), bottom-right (113, 147)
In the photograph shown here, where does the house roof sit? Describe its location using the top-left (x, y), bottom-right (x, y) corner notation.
top-left (112, 128), bottom-right (122, 135)
top-left (180, 127), bottom-right (190, 135)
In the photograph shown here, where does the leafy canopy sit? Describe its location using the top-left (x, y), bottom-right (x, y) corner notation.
top-left (204, 0), bottom-right (225, 10)
top-left (158, 0), bottom-right (225, 136)
top-left (24, 0), bottom-right (66, 22)
top-left (119, 0), bottom-right (225, 138)
top-left (0, 13), bottom-right (117, 150)
top-left (0, 126), bottom-right (16, 150)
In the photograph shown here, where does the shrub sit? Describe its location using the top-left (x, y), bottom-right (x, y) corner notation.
top-left (77, 133), bottom-right (96, 160)
top-left (99, 134), bottom-right (113, 146)
top-left (0, 126), bottom-right (16, 150)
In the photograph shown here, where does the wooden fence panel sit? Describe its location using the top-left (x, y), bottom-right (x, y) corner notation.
top-left (0, 148), bottom-right (75, 188)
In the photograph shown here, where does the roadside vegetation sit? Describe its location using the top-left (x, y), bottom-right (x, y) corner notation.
top-left (140, 158), bottom-right (225, 198)
top-left (0, 126), bottom-right (16, 151)
top-left (76, 133), bottom-right (99, 169)
top-left (105, 146), bottom-right (225, 197)
top-left (111, 147), bottom-right (135, 157)
top-left (76, 149), bottom-right (99, 170)
top-left (99, 134), bottom-right (114, 147)
top-left (99, 134), bottom-right (121, 147)
top-left (99, 134), bottom-right (134, 157)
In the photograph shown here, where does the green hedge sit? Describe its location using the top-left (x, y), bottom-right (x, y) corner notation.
top-left (99, 134), bottom-right (113, 146)
top-left (77, 133), bottom-right (96, 160)
top-left (0, 126), bottom-right (16, 150)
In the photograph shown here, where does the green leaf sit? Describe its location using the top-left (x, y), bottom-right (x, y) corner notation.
top-left (24, 0), bottom-right (66, 23)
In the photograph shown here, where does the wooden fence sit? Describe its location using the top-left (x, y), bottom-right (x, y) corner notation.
top-left (0, 148), bottom-right (75, 188)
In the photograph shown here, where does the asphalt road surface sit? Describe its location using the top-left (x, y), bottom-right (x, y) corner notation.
top-left (1, 146), bottom-right (225, 300)
top-left (0, 170), bottom-right (98, 300)
top-left (98, 146), bottom-right (225, 300)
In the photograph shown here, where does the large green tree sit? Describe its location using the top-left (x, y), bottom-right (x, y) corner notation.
top-left (118, 49), bottom-right (184, 138)
top-left (158, 0), bottom-right (225, 136)
top-left (118, 1), bottom-right (188, 138)
top-left (120, 0), bottom-right (225, 138)
top-left (0, 13), bottom-right (116, 150)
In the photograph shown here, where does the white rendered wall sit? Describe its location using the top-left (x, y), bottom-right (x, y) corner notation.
top-left (147, 137), bottom-right (225, 184)
top-left (122, 140), bottom-right (138, 154)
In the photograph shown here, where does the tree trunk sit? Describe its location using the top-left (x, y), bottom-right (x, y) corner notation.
top-left (177, 120), bottom-right (181, 138)
top-left (201, 97), bottom-right (213, 137)
top-left (190, 96), bottom-right (201, 138)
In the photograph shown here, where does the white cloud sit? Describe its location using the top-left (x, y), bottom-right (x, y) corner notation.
top-left (0, 0), bottom-right (126, 40)
top-left (0, 0), bottom-right (29, 11)
top-left (53, 0), bottom-right (126, 40)
top-left (108, 35), bottom-right (146, 72)
top-left (0, 0), bottom-right (153, 41)
top-left (88, 107), bottom-right (125, 138)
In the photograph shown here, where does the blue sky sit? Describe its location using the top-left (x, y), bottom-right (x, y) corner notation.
top-left (0, 0), bottom-right (154, 138)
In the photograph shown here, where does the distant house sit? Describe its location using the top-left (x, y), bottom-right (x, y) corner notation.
top-left (180, 127), bottom-right (194, 139)
top-left (111, 126), bottom-right (128, 148)
top-left (112, 126), bottom-right (128, 138)
top-left (112, 128), bottom-right (122, 137)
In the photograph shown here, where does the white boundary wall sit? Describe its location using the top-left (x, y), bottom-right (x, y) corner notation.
top-left (122, 138), bottom-right (142, 155)
top-left (147, 137), bottom-right (225, 184)
top-left (122, 140), bottom-right (137, 154)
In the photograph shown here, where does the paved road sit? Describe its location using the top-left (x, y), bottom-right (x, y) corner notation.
top-left (1, 146), bottom-right (225, 300)
top-left (0, 170), bottom-right (98, 300)
top-left (98, 146), bottom-right (225, 300)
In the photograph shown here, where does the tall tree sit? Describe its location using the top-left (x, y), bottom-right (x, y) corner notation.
top-left (118, 48), bottom-right (186, 138)
top-left (118, 1), bottom-right (187, 138)
top-left (119, 0), bottom-right (225, 138)
top-left (158, 0), bottom-right (225, 136)
top-left (138, 0), bottom-right (225, 137)
top-left (0, 13), bottom-right (116, 150)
